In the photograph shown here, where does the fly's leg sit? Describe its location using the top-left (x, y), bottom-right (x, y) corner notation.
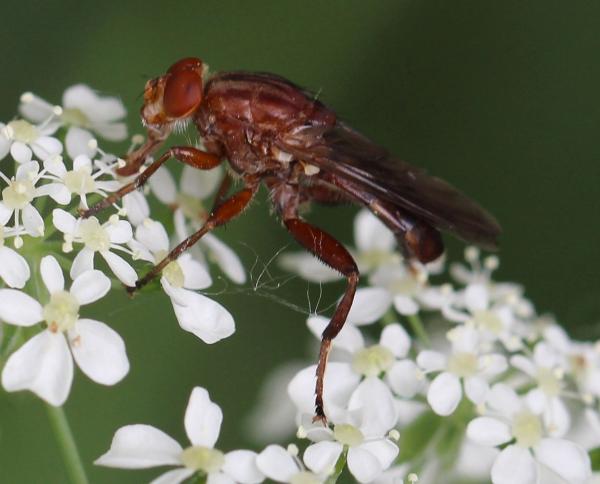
top-left (81, 147), bottom-right (221, 218)
top-left (284, 218), bottom-right (359, 424)
top-left (128, 185), bottom-right (256, 295)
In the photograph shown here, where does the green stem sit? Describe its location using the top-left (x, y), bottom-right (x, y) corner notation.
top-left (325, 447), bottom-right (347, 484)
top-left (45, 405), bottom-right (89, 484)
top-left (407, 314), bottom-right (430, 347)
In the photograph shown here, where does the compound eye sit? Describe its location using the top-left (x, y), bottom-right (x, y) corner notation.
top-left (163, 69), bottom-right (203, 118)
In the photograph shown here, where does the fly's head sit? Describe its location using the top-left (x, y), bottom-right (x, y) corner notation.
top-left (141, 57), bottom-right (206, 131)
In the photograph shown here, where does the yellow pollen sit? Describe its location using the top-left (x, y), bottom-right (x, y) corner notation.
top-left (447, 352), bottom-right (479, 378)
top-left (7, 119), bottom-right (39, 143)
top-left (333, 424), bottom-right (364, 447)
top-left (180, 446), bottom-right (224, 473)
top-left (43, 291), bottom-right (80, 333)
top-left (512, 411), bottom-right (542, 448)
top-left (351, 345), bottom-right (395, 377)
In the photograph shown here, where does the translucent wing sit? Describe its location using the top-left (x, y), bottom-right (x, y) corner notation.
top-left (278, 124), bottom-right (501, 249)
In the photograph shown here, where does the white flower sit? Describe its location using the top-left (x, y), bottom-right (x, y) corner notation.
top-left (40, 154), bottom-right (120, 209)
top-left (306, 315), bottom-right (423, 401)
top-left (0, 119), bottom-right (62, 163)
top-left (96, 386), bottom-right (264, 484)
top-left (0, 161), bottom-right (51, 238)
top-left (301, 378), bottom-right (399, 483)
top-left (19, 85), bottom-right (128, 158)
top-left (466, 383), bottom-right (592, 484)
top-left (161, 280), bottom-right (235, 345)
top-left (442, 282), bottom-right (527, 352)
top-left (510, 342), bottom-right (571, 436)
top-left (130, 218), bottom-right (212, 290)
top-left (0, 255), bottom-right (128, 405)
top-left (52, 209), bottom-right (137, 285)
top-left (418, 325), bottom-right (507, 416)
top-left (256, 445), bottom-right (324, 484)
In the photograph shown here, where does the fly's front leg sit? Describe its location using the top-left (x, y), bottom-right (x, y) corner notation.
top-left (81, 147), bottom-right (221, 218)
top-left (117, 125), bottom-right (171, 177)
top-left (128, 184), bottom-right (257, 294)
top-left (284, 218), bottom-right (359, 424)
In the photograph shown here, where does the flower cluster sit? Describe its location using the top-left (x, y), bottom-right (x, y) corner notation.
top-left (1, 85), bottom-right (598, 484)
top-left (0, 86), bottom-right (244, 406)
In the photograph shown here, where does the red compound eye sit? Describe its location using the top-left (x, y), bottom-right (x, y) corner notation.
top-left (163, 57), bottom-right (204, 118)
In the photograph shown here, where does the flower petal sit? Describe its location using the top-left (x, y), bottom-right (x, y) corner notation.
top-left (148, 166), bottom-right (177, 204)
top-left (123, 191), bottom-right (150, 226)
top-left (150, 468), bottom-right (195, 484)
top-left (36, 182), bottom-right (71, 205)
top-left (464, 376), bottom-right (489, 406)
top-left (106, 219), bottom-right (133, 244)
top-left (466, 417), bottom-right (512, 447)
top-left (32, 136), bottom-right (62, 160)
top-left (256, 445), bottom-right (298, 482)
top-left (164, 283), bottom-right (235, 344)
top-left (0, 289), bottom-right (43, 326)
top-left (44, 154), bottom-right (68, 177)
top-left (0, 246), bottom-right (31, 288)
top-left (201, 234), bottom-right (246, 284)
top-left (63, 84), bottom-right (126, 122)
top-left (487, 383), bottom-right (523, 418)
top-left (386, 360), bottom-right (423, 399)
top-left (100, 250), bottom-right (138, 286)
top-left (70, 270), bottom-right (111, 305)
top-left (346, 287), bottom-right (392, 325)
top-left (392, 295), bottom-right (419, 316)
top-left (353, 209), bottom-right (395, 253)
top-left (95, 424), bottom-right (183, 468)
top-left (135, 219), bottom-right (169, 253)
top-left (348, 377), bottom-right (398, 437)
top-left (184, 386), bottom-right (223, 447)
top-left (69, 319), bottom-right (129, 385)
top-left (179, 253), bottom-right (212, 290)
top-left (223, 450), bottom-right (264, 484)
top-left (0, 201), bottom-right (13, 225)
top-left (71, 247), bottom-right (95, 279)
top-left (23, 204), bottom-right (45, 237)
top-left (53, 208), bottom-right (77, 234)
top-left (278, 251), bottom-right (341, 283)
top-left (11, 142), bottom-right (32, 163)
top-left (303, 441), bottom-right (343, 475)
top-left (181, 164), bottom-right (222, 199)
top-left (2, 330), bottom-right (73, 406)
top-left (347, 446), bottom-right (383, 483)
top-left (416, 350), bottom-right (446, 372)
top-left (41, 255), bottom-right (64, 294)
top-left (66, 126), bottom-right (96, 159)
top-left (379, 323), bottom-right (410, 358)
top-left (491, 445), bottom-right (537, 484)
top-left (358, 439), bottom-right (399, 471)
top-left (427, 372), bottom-right (462, 416)
top-left (534, 438), bottom-right (591, 482)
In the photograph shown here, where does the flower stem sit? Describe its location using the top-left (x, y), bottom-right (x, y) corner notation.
top-left (325, 448), bottom-right (347, 483)
top-left (407, 314), bottom-right (431, 347)
top-left (45, 404), bottom-right (89, 484)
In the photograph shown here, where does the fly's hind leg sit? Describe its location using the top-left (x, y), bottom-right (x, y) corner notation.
top-left (283, 217), bottom-right (359, 424)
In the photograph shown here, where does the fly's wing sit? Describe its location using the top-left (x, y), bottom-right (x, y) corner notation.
top-left (278, 124), bottom-right (501, 249)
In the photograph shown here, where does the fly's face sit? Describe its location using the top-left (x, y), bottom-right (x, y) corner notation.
top-left (140, 57), bottom-right (206, 128)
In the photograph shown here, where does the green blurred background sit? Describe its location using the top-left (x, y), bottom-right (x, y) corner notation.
top-left (1, 1), bottom-right (599, 482)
